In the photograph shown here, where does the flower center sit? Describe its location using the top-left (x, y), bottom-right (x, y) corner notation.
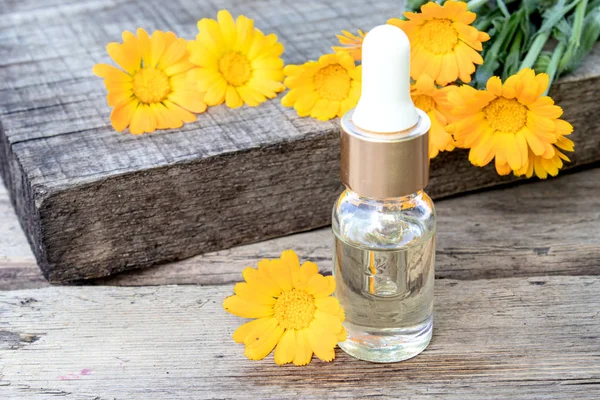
top-left (412, 94), bottom-right (436, 112)
top-left (273, 289), bottom-right (316, 330)
top-left (417, 19), bottom-right (459, 54)
top-left (314, 64), bottom-right (351, 101)
top-left (132, 67), bottom-right (171, 104)
top-left (219, 52), bottom-right (252, 87)
top-left (483, 97), bottom-right (528, 133)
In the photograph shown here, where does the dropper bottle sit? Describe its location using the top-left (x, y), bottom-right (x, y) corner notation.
top-left (332, 24), bottom-right (435, 362)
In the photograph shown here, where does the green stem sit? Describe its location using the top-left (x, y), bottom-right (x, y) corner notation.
top-left (520, 32), bottom-right (551, 69)
top-left (475, 17), bottom-right (493, 31)
top-left (488, 12), bottom-right (522, 58)
top-left (521, 0), bottom-right (583, 70)
top-left (559, 0), bottom-right (589, 71)
top-left (468, 0), bottom-right (489, 11)
top-left (544, 41), bottom-right (567, 95)
top-left (503, 30), bottom-right (524, 78)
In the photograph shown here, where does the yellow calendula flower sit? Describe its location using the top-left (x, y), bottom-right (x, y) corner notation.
top-left (223, 250), bottom-right (346, 365)
top-left (388, 1), bottom-right (490, 85)
top-left (281, 52), bottom-right (361, 121)
top-left (93, 29), bottom-right (206, 134)
top-left (331, 29), bottom-right (366, 61)
top-left (411, 74), bottom-right (457, 158)
top-left (447, 68), bottom-right (574, 177)
top-left (188, 10), bottom-right (285, 108)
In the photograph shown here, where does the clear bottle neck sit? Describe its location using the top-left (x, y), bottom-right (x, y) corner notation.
top-left (342, 188), bottom-right (423, 205)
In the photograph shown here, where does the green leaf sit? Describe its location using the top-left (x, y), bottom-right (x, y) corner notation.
top-left (476, 9), bottom-right (524, 87)
top-left (553, 17), bottom-right (573, 42)
top-left (404, 0), bottom-right (429, 13)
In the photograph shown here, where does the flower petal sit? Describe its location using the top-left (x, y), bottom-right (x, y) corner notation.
top-left (244, 324), bottom-right (284, 360)
top-left (242, 316), bottom-right (278, 346)
top-left (486, 76), bottom-right (502, 96)
top-left (110, 99), bottom-right (139, 132)
top-left (107, 89), bottom-right (134, 108)
top-left (92, 63), bottom-right (131, 81)
top-left (315, 296), bottom-right (343, 316)
top-left (217, 9), bottom-right (236, 48)
top-left (269, 259), bottom-right (293, 292)
top-left (106, 36), bottom-right (141, 75)
top-left (158, 37), bottom-right (187, 69)
top-left (293, 329), bottom-right (313, 366)
top-left (232, 317), bottom-right (273, 344)
top-left (129, 103), bottom-right (156, 134)
top-left (313, 309), bottom-right (343, 335)
top-left (306, 321), bottom-right (337, 362)
top-left (150, 103), bottom-right (182, 130)
top-left (223, 295), bottom-right (274, 318)
top-left (241, 267), bottom-right (279, 298)
top-left (237, 85), bottom-right (264, 106)
top-left (225, 85), bottom-right (244, 108)
top-left (306, 274), bottom-right (331, 297)
top-left (234, 282), bottom-right (276, 305)
top-left (293, 261), bottom-right (319, 290)
top-left (163, 100), bottom-right (197, 124)
top-left (274, 329), bottom-right (296, 365)
top-left (204, 77), bottom-right (228, 106)
top-left (234, 15), bottom-right (255, 53)
top-left (338, 327), bottom-right (348, 342)
top-left (168, 90), bottom-right (207, 113)
top-left (281, 249), bottom-right (301, 273)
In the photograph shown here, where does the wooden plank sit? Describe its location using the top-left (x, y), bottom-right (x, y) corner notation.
top-left (2, 167), bottom-right (600, 289)
top-left (1, 276), bottom-right (599, 399)
top-left (0, 180), bottom-right (46, 290)
top-left (2, 1), bottom-right (600, 283)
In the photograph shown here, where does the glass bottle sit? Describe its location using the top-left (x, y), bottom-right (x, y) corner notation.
top-left (332, 187), bottom-right (435, 363)
top-left (332, 25), bottom-right (435, 362)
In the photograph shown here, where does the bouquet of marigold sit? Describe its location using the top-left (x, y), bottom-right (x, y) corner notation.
top-left (316, 0), bottom-right (599, 179)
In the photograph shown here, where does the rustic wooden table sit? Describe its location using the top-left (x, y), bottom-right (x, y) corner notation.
top-left (2, 0), bottom-right (600, 283)
top-left (2, 0), bottom-right (600, 398)
top-left (2, 168), bottom-right (600, 399)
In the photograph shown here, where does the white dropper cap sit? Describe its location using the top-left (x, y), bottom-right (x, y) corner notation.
top-left (352, 24), bottom-right (418, 133)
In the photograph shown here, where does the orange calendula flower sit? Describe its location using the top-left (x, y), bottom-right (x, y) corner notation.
top-left (447, 68), bottom-right (573, 177)
top-left (188, 10), bottom-right (285, 108)
top-left (281, 52), bottom-right (361, 121)
top-left (388, 1), bottom-right (490, 85)
top-left (332, 29), bottom-right (366, 61)
top-left (93, 29), bottom-right (206, 134)
top-left (223, 250), bottom-right (346, 365)
top-left (411, 74), bottom-right (457, 158)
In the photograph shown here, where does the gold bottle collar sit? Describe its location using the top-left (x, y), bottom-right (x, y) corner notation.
top-left (340, 108), bottom-right (431, 199)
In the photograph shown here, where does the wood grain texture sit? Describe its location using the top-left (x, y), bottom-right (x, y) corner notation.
top-left (2, 0), bottom-right (600, 283)
top-left (1, 276), bottom-right (599, 399)
top-left (2, 167), bottom-right (600, 289)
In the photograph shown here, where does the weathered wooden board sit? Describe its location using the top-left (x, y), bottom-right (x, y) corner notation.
top-left (2, 167), bottom-right (600, 289)
top-left (2, 0), bottom-right (600, 283)
top-left (1, 276), bottom-right (599, 399)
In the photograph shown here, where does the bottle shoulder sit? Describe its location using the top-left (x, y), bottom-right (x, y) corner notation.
top-left (332, 189), bottom-right (435, 250)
